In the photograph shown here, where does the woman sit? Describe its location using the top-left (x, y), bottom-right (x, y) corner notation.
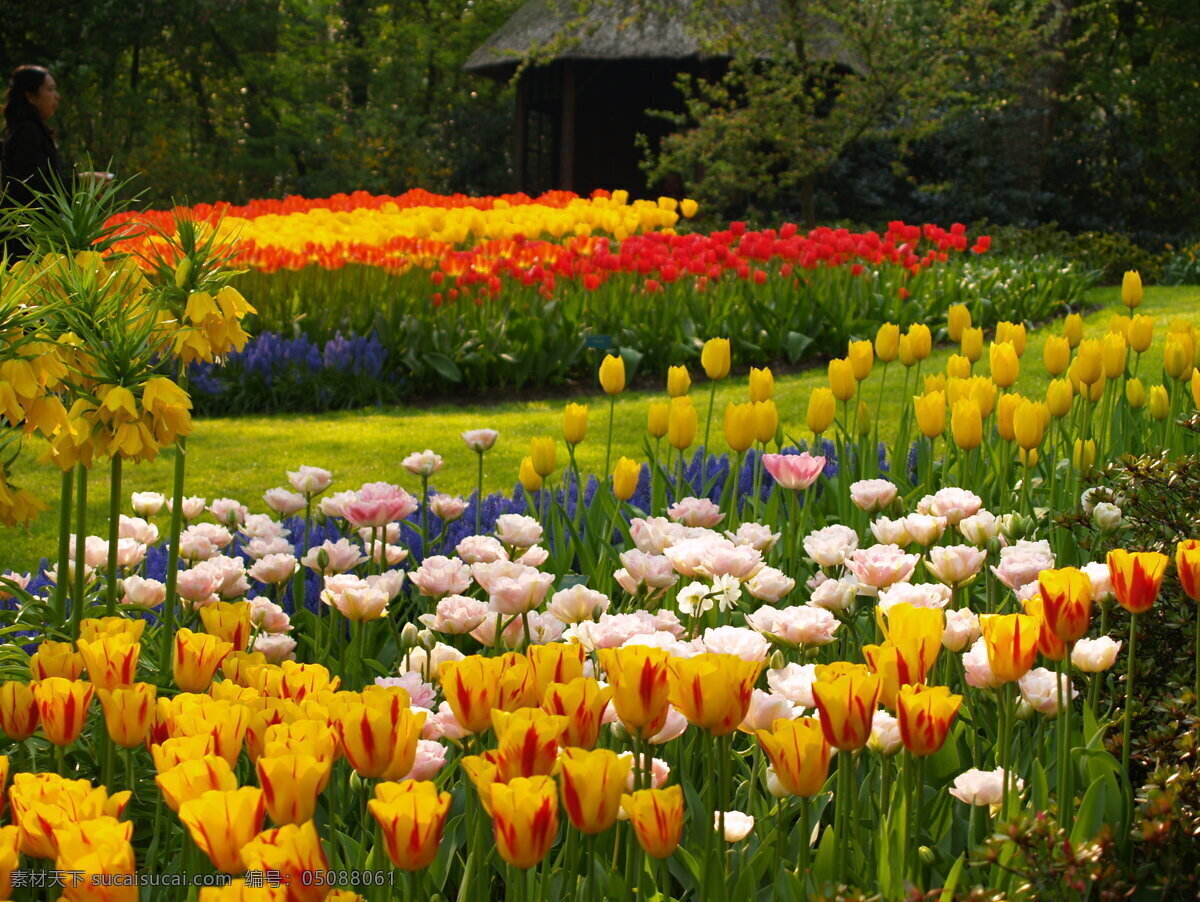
top-left (1, 65), bottom-right (65, 258)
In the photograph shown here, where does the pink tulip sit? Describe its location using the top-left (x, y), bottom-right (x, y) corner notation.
top-left (763, 453), bottom-right (825, 490)
top-left (850, 478), bottom-right (898, 512)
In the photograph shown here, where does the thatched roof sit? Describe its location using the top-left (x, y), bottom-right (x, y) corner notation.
top-left (464, 0), bottom-right (858, 78)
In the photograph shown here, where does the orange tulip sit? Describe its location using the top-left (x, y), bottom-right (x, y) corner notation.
top-left (240, 820), bottom-right (330, 902)
top-left (596, 646), bottom-right (671, 738)
top-left (156, 756), bottom-right (239, 813)
top-left (1036, 567), bottom-right (1093, 643)
top-left (33, 677), bottom-right (93, 746)
top-left (0, 681), bottom-right (38, 741)
top-left (1022, 596), bottom-right (1066, 662)
top-left (178, 787), bottom-right (266, 873)
top-left (173, 629), bottom-right (234, 693)
top-left (897, 684), bottom-right (962, 756)
top-left (439, 655), bottom-right (504, 735)
top-left (621, 785), bottom-right (685, 858)
top-left (490, 776), bottom-right (559, 869)
top-left (54, 815), bottom-right (137, 902)
top-left (199, 601), bottom-right (253, 651)
top-left (1107, 549), bottom-right (1170, 614)
top-left (334, 703), bottom-right (425, 780)
top-left (980, 613), bottom-right (1039, 682)
top-left (257, 753), bottom-right (332, 825)
top-left (667, 653), bottom-right (762, 736)
top-left (811, 664), bottom-right (880, 750)
top-left (528, 643), bottom-right (586, 702)
top-left (492, 708), bottom-right (568, 781)
top-left (151, 735), bottom-right (215, 772)
top-left (95, 683), bottom-right (157, 748)
top-left (1176, 540), bottom-right (1200, 600)
top-left (30, 641), bottom-right (83, 681)
top-left (541, 678), bottom-right (612, 749)
top-left (369, 780), bottom-right (453, 871)
top-left (755, 717), bottom-right (831, 797)
top-left (863, 640), bottom-right (930, 709)
top-left (558, 748), bottom-right (632, 834)
top-left (76, 636), bottom-right (140, 691)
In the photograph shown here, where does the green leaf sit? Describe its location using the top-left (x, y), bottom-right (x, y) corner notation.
top-left (938, 853), bottom-right (966, 902)
top-left (423, 352), bottom-right (462, 383)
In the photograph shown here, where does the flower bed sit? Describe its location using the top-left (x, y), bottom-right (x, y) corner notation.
top-left (105, 191), bottom-right (1096, 405)
top-left (0, 202), bottom-right (1194, 898)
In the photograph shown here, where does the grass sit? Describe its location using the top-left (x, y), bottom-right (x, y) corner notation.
top-left (3, 284), bottom-right (1196, 573)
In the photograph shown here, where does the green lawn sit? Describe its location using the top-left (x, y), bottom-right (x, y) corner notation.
top-left (3, 285), bottom-right (1195, 573)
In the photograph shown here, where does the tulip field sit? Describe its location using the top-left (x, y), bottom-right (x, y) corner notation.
top-left (0, 183), bottom-right (1198, 902)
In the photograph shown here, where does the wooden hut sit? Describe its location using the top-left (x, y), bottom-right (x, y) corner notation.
top-left (464, 0), bottom-right (853, 197)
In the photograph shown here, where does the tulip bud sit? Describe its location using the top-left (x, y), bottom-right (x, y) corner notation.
top-left (668, 397), bottom-right (698, 451)
top-left (855, 400), bottom-right (871, 437)
top-left (417, 629), bottom-right (436, 651)
top-left (400, 623), bottom-right (420, 652)
top-left (174, 258), bottom-right (192, 290)
top-left (1072, 439), bottom-right (1096, 473)
top-left (960, 327), bottom-right (983, 363)
top-left (724, 402), bottom-right (757, 453)
top-left (807, 388), bottom-right (835, 435)
top-left (701, 338), bottom-right (731, 380)
top-left (599, 355), bottom-right (626, 395)
top-left (1121, 270), bottom-right (1142, 309)
top-left (1125, 378), bottom-right (1146, 409)
top-left (989, 342), bottom-right (1019, 388)
top-left (613, 457), bottom-right (640, 501)
top-left (768, 650), bottom-right (787, 671)
top-left (875, 323), bottom-right (900, 362)
top-left (563, 403), bottom-right (588, 446)
top-left (529, 437), bottom-right (557, 477)
top-left (947, 304), bottom-right (971, 343)
top-left (647, 401), bottom-right (669, 438)
top-left (1042, 336), bottom-right (1070, 376)
top-left (828, 358), bottom-right (856, 401)
top-left (919, 846), bottom-right (936, 865)
top-left (519, 457), bottom-right (543, 492)
top-left (1063, 313), bottom-right (1084, 348)
top-left (1102, 332), bottom-right (1127, 379)
top-left (748, 367), bottom-right (774, 402)
top-left (898, 334), bottom-right (916, 367)
top-left (906, 324), bottom-right (932, 360)
top-left (1093, 502), bottom-right (1122, 533)
top-left (754, 400), bottom-right (778, 445)
top-left (1128, 314), bottom-right (1154, 353)
top-left (848, 340), bottom-right (874, 381)
top-left (1148, 385), bottom-right (1169, 420)
top-left (666, 366), bottom-right (691, 398)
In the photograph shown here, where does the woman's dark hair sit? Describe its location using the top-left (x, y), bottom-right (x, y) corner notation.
top-left (3, 65), bottom-right (51, 135)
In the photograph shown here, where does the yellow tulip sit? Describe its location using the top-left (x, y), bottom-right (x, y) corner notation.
top-left (848, 340), bottom-right (874, 381)
top-left (1192, 370), bottom-right (1200, 409)
top-left (96, 683), bottom-right (156, 748)
top-left (519, 457), bottom-right (542, 492)
top-left (680, 198), bottom-right (699, 218)
top-left (647, 400), bottom-right (669, 438)
top-left (1063, 312), bottom-right (1084, 348)
top-left (947, 304), bottom-right (971, 343)
top-left (1072, 438), bottom-right (1097, 472)
top-left (946, 354), bottom-right (971, 380)
top-left (1102, 332), bottom-right (1127, 379)
top-left (1013, 398), bottom-right (1046, 450)
top-left (980, 613), bottom-right (1039, 682)
top-left (1108, 313), bottom-right (1130, 338)
top-left (961, 327), bottom-right (983, 363)
top-left (748, 367), bottom-right (774, 402)
top-left (1046, 378), bottom-right (1073, 417)
top-left (31, 641), bottom-right (84, 682)
top-left (755, 717), bottom-right (831, 797)
top-left (996, 321), bottom-right (1027, 357)
top-left (529, 436), bottom-right (557, 477)
top-left (1042, 335), bottom-right (1070, 376)
top-left (33, 678), bottom-right (94, 746)
top-left (828, 358), bottom-right (856, 402)
top-left (1126, 377), bottom-right (1146, 409)
top-left (996, 392), bottom-right (1021, 442)
top-left (754, 400), bottom-right (778, 444)
top-left (968, 375), bottom-right (997, 418)
top-left (913, 391), bottom-right (945, 439)
top-left (612, 457), bottom-right (640, 501)
top-left (924, 373), bottom-right (947, 394)
top-left (667, 653), bottom-right (762, 737)
top-left (906, 324), bottom-right (932, 360)
top-left (951, 399), bottom-right (982, 450)
top-left (557, 748), bottom-right (632, 834)
top-left (621, 786), bottom-right (684, 858)
top-left (875, 323), bottom-right (900, 362)
top-left (490, 776), bottom-right (559, 869)
top-left (806, 387), bottom-right (835, 435)
top-left (369, 780), bottom-right (452, 872)
top-left (173, 628), bottom-right (233, 693)
top-left (599, 354), bottom-right (625, 395)
top-left (563, 403), bottom-right (588, 446)
top-left (1121, 270), bottom-right (1142, 309)
top-left (597, 646), bottom-right (671, 738)
top-left (1148, 385), bottom-right (1170, 420)
top-left (178, 787), bottom-right (266, 873)
top-left (1128, 314), bottom-right (1154, 353)
top-left (667, 366), bottom-right (691, 398)
top-left (897, 684), bottom-right (962, 756)
top-left (1075, 339), bottom-right (1103, 385)
top-left (1164, 333), bottom-right (1192, 380)
top-left (701, 338), bottom-right (731, 380)
top-left (989, 341), bottom-right (1019, 388)
top-left (724, 402), bottom-right (757, 453)
top-left (667, 397), bottom-right (698, 451)
top-left (898, 334), bottom-right (917, 367)
top-left (811, 665), bottom-right (880, 750)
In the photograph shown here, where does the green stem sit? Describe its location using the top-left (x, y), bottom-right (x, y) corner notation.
top-left (161, 434), bottom-right (187, 670)
top-left (104, 454), bottom-right (123, 616)
top-left (1061, 651), bottom-right (1074, 833)
top-left (798, 797), bottom-right (810, 900)
top-left (475, 449), bottom-right (485, 535)
top-left (1122, 613), bottom-right (1138, 776)
top-left (71, 465), bottom-right (88, 640)
top-left (53, 467), bottom-right (74, 625)
top-left (701, 380), bottom-right (717, 489)
top-left (604, 393), bottom-right (616, 481)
